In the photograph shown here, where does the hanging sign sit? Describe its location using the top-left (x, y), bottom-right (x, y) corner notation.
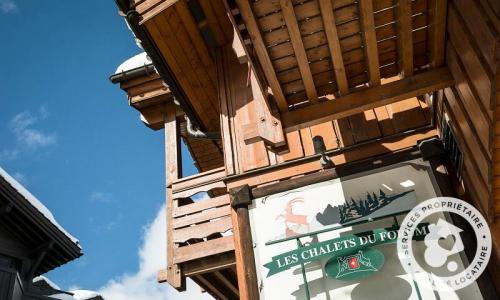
top-left (263, 223), bottom-right (429, 277)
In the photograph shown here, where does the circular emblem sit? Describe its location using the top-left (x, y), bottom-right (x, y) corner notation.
top-left (397, 197), bottom-right (491, 290)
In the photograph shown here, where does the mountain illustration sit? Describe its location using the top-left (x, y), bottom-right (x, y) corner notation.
top-left (316, 190), bottom-right (415, 226)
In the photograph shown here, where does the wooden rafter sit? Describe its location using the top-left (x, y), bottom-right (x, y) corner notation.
top-left (214, 270), bottom-right (240, 297)
top-left (318, 0), bottom-right (349, 95)
top-left (428, 0), bottom-right (448, 68)
top-left (199, 0), bottom-right (227, 45)
top-left (396, 0), bottom-right (414, 76)
top-left (281, 67), bottom-right (454, 131)
top-left (280, 0), bottom-right (318, 103)
top-left (235, 0), bottom-right (289, 111)
top-left (195, 274), bottom-right (230, 300)
top-left (359, 0), bottom-right (381, 86)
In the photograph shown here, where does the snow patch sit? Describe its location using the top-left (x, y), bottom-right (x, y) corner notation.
top-left (0, 167), bottom-right (80, 247)
top-left (114, 52), bottom-right (152, 74)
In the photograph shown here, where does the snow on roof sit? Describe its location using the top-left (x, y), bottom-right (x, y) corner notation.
top-left (114, 52), bottom-right (153, 74)
top-left (71, 290), bottom-right (103, 300)
top-left (0, 167), bottom-right (80, 248)
top-left (33, 275), bottom-right (61, 291)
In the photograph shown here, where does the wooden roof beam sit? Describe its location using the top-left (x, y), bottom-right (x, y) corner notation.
top-left (199, 0), bottom-right (227, 45)
top-left (396, 0), bottom-right (414, 76)
top-left (319, 0), bottom-right (349, 95)
top-left (214, 270), bottom-right (240, 297)
top-left (359, 0), bottom-right (381, 86)
top-left (280, 0), bottom-right (318, 103)
top-left (235, 0), bottom-right (289, 112)
top-left (281, 67), bottom-right (454, 132)
top-left (428, 0), bottom-right (448, 68)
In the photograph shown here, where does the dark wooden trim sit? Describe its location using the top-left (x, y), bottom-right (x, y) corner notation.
top-left (229, 185), bottom-right (252, 207)
top-left (230, 184), bottom-right (259, 300)
top-left (251, 147), bottom-right (423, 199)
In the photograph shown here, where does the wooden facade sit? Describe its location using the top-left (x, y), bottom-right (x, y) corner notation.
top-left (112, 0), bottom-right (500, 298)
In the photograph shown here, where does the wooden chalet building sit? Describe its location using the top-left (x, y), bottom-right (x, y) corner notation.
top-left (0, 168), bottom-right (87, 300)
top-left (111, 0), bottom-right (500, 299)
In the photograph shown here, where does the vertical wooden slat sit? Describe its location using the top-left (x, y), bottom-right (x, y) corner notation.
top-left (428, 0), bottom-right (447, 68)
top-left (280, 0), bottom-right (319, 103)
top-left (396, 0), bottom-right (414, 76)
top-left (359, 0), bottom-right (381, 86)
top-left (164, 101), bottom-right (185, 290)
top-left (199, 0), bottom-right (227, 45)
top-left (235, 0), bottom-right (289, 111)
top-left (319, 0), bottom-right (349, 95)
top-left (216, 48), bottom-right (236, 175)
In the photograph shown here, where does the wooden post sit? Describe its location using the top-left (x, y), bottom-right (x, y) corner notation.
top-left (229, 185), bottom-right (259, 300)
top-left (163, 101), bottom-right (186, 290)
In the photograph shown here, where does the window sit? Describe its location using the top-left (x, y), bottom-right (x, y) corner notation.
top-left (440, 117), bottom-right (464, 181)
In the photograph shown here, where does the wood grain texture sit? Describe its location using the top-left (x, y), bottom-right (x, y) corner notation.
top-left (396, 0), bottom-right (413, 76)
top-left (235, 0), bottom-right (289, 111)
top-left (282, 67), bottom-right (454, 132)
top-left (280, 0), bottom-right (318, 103)
top-left (359, 0), bottom-right (381, 86)
top-left (319, 0), bottom-right (349, 95)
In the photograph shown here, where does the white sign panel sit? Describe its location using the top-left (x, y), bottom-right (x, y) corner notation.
top-left (248, 159), bottom-right (483, 300)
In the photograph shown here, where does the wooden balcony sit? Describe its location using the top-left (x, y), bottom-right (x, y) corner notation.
top-left (159, 167), bottom-right (239, 299)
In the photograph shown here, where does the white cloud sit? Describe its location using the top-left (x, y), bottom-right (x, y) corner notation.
top-left (0, 149), bottom-right (19, 161)
top-left (0, 0), bottom-right (17, 13)
top-left (9, 108), bottom-right (56, 149)
top-left (90, 192), bottom-right (113, 203)
top-left (0, 106), bottom-right (57, 162)
top-left (98, 205), bottom-right (213, 300)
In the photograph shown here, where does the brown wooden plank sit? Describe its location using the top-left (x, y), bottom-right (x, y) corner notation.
top-left (214, 271), bottom-right (240, 297)
top-left (173, 1), bottom-right (218, 88)
top-left (164, 101), bottom-right (185, 290)
top-left (443, 88), bottom-right (490, 184)
top-left (388, 97), bottom-right (428, 132)
top-left (396, 0), bottom-right (413, 76)
top-left (280, 0), bottom-right (318, 103)
top-left (454, 0), bottom-right (497, 73)
top-left (348, 110), bottom-right (382, 142)
top-left (173, 216), bottom-right (232, 242)
top-left (173, 205), bottom-right (231, 228)
top-left (359, 0), bottom-right (381, 86)
top-left (427, 0), bottom-right (447, 68)
top-left (336, 118), bottom-right (356, 146)
top-left (236, 0), bottom-right (289, 111)
top-left (195, 274), bottom-right (229, 300)
top-left (174, 194), bottom-right (230, 217)
top-left (282, 67), bottom-right (454, 132)
top-left (173, 236), bottom-right (235, 264)
top-left (448, 6), bottom-right (494, 110)
top-left (243, 70), bottom-right (286, 147)
top-left (199, 0), bottom-right (227, 45)
top-left (229, 57), bottom-right (271, 172)
top-left (373, 106), bottom-right (396, 136)
top-left (446, 44), bottom-right (492, 152)
top-left (319, 0), bottom-right (349, 95)
top-left (310, 121), bottom-right (339, 150)
top-left (226, 128), bottom-right (438, 189)
top-left (276, 131), bottom-right (305, 162)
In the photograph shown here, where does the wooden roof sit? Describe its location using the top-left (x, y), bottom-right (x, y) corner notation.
top-left (231, 0), bottom-right (437, 109)
top-left (126, 0), bottom-right (447, 134)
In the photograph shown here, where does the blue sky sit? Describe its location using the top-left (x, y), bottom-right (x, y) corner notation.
top-left (0, 1), bottom-right (209, 298)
